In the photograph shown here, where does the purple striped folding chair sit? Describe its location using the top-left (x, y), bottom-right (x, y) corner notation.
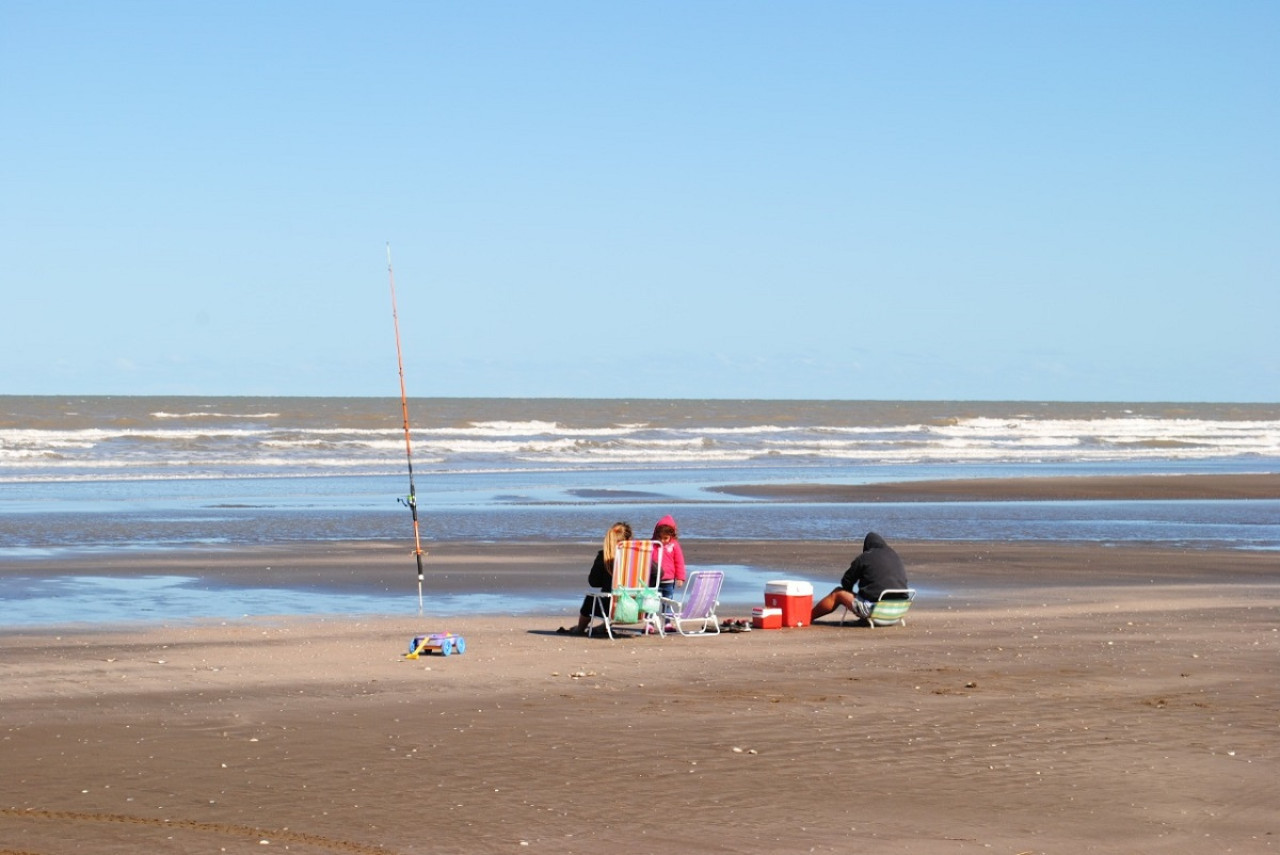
top-left (661, 570), bottom-right (724, 636)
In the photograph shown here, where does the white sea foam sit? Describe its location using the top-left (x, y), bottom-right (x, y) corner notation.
top-left (2, 405), bottom-right (1278, 483)
top-left (151, 411), bottom-right (280, 419)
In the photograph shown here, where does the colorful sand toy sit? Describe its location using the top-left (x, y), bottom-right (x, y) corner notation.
top-left (405, 632), bottom-right (466, 659)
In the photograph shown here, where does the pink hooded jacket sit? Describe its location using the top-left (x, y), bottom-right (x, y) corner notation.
top-left (652, 515), bottom-right (687, 583)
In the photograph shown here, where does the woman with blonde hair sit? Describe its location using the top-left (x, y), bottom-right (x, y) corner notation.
top-left (558, 521), bottom-right (632, 636)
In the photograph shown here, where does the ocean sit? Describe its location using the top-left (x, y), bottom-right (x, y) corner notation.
top-left (2, 397), bottom-right (1277, 625)
top-left (3, 396), bottom-right (1279, 550)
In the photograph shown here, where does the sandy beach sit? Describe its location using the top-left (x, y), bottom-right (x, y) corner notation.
top-left (3, 474), bottom-right (1278, 854)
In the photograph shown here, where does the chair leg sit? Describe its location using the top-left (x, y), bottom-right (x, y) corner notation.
top-left (590, 595), bottom-right (615, 639)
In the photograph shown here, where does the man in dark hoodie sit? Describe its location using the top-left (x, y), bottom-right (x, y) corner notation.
top-left (810, 532), bottom-right (909, 623)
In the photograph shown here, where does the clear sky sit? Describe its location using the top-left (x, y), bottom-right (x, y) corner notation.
top-left (2, 1), bottom-right (1276, 401)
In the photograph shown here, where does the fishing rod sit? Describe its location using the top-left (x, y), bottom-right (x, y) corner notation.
top-left (387, 244), bottom-right (425, 612)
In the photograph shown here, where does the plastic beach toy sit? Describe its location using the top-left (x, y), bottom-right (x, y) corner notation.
top-left (405, 632), bottom-right (466, 659)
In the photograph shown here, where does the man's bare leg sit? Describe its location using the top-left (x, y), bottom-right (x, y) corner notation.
top-left (811, 588), bottom-right (855, 622)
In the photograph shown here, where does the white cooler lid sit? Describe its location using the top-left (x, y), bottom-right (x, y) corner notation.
top-left (765, 580), bottom-right (814, 596)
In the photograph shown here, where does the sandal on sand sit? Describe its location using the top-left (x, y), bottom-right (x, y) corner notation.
top-left (557, 626), bottom-right (588, 636)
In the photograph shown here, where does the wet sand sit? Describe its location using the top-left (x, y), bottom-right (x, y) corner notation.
top-left (711, 471), bottom-right (1280, 502)
top-left (3, 474), bottom-right (1278, 853)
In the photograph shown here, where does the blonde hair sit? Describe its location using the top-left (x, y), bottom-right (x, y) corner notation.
top-left (603, 521), bottom-right (633, 562)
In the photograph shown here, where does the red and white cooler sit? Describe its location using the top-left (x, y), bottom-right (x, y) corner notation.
top-left (751, 606), bottom-right (782, 630)
top-left (764, 580), bottom-right (813, 627)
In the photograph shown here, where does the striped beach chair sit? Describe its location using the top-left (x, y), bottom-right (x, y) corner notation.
top-left (841, 588), bottom-right (916, 628)
top-left (661, 570), bottom-right (724, 636)
top-left (584, 540), bottom-right (665, 639)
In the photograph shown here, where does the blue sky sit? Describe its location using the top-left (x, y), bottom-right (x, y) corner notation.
top-left (2, 1), bottom-right (1276, 401)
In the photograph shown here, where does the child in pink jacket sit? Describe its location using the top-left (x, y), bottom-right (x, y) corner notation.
top-left (652, 514), bottom-right (687, 603)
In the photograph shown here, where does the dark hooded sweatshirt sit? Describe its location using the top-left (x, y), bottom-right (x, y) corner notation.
top-left (840, 532), bottom-right (908, 601)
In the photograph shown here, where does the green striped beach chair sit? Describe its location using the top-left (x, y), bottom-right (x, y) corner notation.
top-left (841, 588), bottom-right (916, 628)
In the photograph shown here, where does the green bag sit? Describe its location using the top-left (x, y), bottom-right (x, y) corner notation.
top-left (636, 588), bottom-right (661, 615)
top-left (612, 590), bottom-right (640, 624)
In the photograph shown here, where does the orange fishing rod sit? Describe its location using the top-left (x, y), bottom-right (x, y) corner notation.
top-left (387, 244), bottom-right (425, 612)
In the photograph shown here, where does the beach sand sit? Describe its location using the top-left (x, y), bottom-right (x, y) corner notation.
top-left (3, 474), bottom-right (1278, 854)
